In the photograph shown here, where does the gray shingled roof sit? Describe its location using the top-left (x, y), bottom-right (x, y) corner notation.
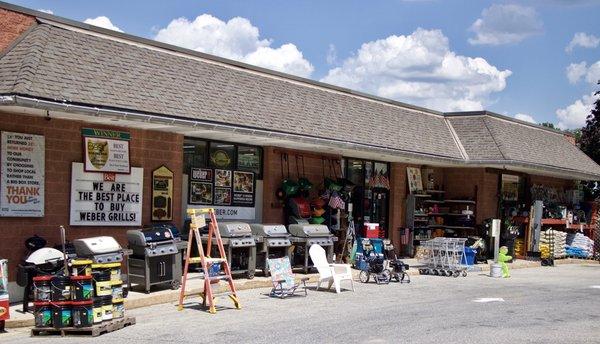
top-left (0, 23), bottom-right (463, 160)
top-left (447, 115), bottom-right (600, 177)
top-left (0, 12), bottom-right (600, 179)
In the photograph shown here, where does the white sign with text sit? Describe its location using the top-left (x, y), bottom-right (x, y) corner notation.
top-left (0, 131), bottom-right (45, 217)
top-left (70, 162), bottom-right (143, 226)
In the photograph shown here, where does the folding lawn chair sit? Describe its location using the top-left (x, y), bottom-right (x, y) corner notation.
top-left (267, 257), bottom-right (309, 298)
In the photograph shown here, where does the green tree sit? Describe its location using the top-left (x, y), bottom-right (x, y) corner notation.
top-left (566, 128), bottom-right (582, 143)
top-left (540, 122), bottom-right (556, 129)
top-left (579, 82), bottom-right (600, 199)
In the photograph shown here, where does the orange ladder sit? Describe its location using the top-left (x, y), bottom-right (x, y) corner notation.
top-left (177, 208), bottom-right (241, 314)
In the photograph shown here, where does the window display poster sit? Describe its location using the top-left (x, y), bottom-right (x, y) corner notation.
top-left (152, 165), bottom-right (173, 221)
top-left (209, 143), bottom-right (234, 169)
top-left (70, 162), bottom-right (143, 226)
top-left (237, 146), bottom-right (261, 175)
top-left (233, 171), bottom-right (254, 206)
top-left (215, 169), bottom-right (232, 187)
top-left (82, 128), bottom-right (130, 174)
top-left (0, 131), bottom-right (45, 217)
top-left (189, 182), bottom-right (213, 204)
top-left (407, 167), bottom-right (423, 194)
top-left (214, 187), bottom-right (232, 205)
top-left (501, 174), bottom-right (520, 201)
top-left (190, 168), bottom-right (212, 182)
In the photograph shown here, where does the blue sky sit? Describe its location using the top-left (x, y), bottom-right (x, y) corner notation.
top-left (7, 0), bottom-right (600, 129)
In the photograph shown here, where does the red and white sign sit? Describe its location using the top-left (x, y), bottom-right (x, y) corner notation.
top-left (0, 131), bottom-right (45, 217)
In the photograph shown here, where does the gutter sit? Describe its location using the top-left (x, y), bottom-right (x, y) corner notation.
top-left (2, 95), bottom-right (599, 181)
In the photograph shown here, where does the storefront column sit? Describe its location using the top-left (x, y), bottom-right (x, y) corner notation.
top-left (388, 163), bottom-right (408, 254)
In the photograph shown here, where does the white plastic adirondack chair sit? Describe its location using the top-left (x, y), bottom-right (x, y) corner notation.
top-left (309, 244), bottom-right (355, 294)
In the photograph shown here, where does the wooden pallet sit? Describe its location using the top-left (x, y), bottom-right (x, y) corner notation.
top-left (31, 316), bottom-right (136, 337)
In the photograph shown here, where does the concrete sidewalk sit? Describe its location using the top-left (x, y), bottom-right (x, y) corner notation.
top-left (4, 258), bottom-right (597, 328)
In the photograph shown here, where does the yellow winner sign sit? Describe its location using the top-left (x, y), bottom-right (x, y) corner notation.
top-left (82, 128), bottom-right (130, 174)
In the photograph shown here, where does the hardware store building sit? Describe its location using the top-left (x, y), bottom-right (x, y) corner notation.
top-left (1, 3), bottom-right (600, 292)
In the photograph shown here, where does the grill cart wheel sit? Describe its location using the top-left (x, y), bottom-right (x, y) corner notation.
top-left (453, 271), bottom-right (460, 278)
top-left (247, 272), bottom-right (255, 280)
top-left (381, 270), bottom-right (391, 284)
top-left (359, 270), bottom-right (370, 283)
top-left (171, 280), bottom-right (181, 290)
top-left (462, 271), bottom-right (467, 277)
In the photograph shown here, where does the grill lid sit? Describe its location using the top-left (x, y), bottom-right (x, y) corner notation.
top-left (288, 224), bottom-right (331, 237)
top-left (73, 236), bottom-right (121, 255)
top-left (250, 224), bottom-right (288, 237)
top-left (218, 222), bottom-right (252, 237)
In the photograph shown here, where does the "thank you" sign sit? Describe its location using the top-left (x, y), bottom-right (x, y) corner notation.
top-left (0, 131), bottom-right (45, 217)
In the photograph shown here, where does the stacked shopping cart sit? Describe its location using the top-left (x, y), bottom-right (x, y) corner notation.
top-left (417, 237), bottom-right (468, 277)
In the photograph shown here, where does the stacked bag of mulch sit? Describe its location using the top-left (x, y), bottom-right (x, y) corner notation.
top-left (566, 232), bottom-right (594, 258)
top-left (540, 229), bottom-right (567, 258)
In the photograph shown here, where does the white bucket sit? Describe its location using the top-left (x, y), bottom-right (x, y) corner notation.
top-left (490, 263), bottom-right (502, 278)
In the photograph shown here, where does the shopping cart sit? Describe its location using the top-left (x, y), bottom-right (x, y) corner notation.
top-left (417, 237), bottom-right (468, 277)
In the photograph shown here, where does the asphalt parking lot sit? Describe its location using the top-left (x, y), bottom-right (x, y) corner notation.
top-left (3, 264), bottom-right (600, 344)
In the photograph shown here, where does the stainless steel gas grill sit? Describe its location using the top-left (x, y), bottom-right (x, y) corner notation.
top-left (73, 236), bottom-right (124, 263)
top-left (250, 224), bottom-right (292, 276)
top-left (202, 222), bottom-right (257, 279)
top-left (126, 227), bottom-right (180, 293)
top-left (288, 224), bottom-right (335, 273)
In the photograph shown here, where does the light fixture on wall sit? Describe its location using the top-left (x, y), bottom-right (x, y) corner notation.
top-left (45, 109), bottom-right (51, 121)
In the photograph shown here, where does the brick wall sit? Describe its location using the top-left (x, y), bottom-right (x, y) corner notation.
top-left (443, 168), bottom-right (498, 223)
top-left (0, 8), bottom-right (35, 53)
top-left (0, 111), bottom-right (183, 281)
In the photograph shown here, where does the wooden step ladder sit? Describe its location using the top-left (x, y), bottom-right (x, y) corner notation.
top-left (178, 208), bottom-right (241, 314)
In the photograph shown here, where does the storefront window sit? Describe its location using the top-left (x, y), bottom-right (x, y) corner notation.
top-left (347, 159), bottom-right (364, 186)
top-left (184, 139), bottom-right (263, 180)
top-left (209, 142), bottom-right (235, 170)
top-left (183, 139), bottom-right (207, 172)
top-left (343, 158), bottom-right (390, 238)
top-left (237, 146), bottom-right (262, 178)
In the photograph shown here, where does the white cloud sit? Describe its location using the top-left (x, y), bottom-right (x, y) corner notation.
top-left (468, 4), bottom-right (543, 45)
top-left (556, 92), bottom-right (598, 129)
top-left (37, 9), bottom-right (53, 14)
top-left (515, 113), bottom-right (537, 123)
top-left (566, 62), bottom-right (588, 83)
top-left (320, 28), bottom-right (512, 112)
top-left (585, 61), bottom-right (600, 83)
top-left (566, 32), bottom-right (600, 52)
top-left (154, 14), bottom-right (313, 78)
top-left (566, 60), bottom-right (600, 84)
top-left (326, 44), bottom-right (337, 65)
top-left (84, 16), bottom-right (123, 32)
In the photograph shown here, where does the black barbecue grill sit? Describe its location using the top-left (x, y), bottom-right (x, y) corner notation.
top-left (127, 227), bottom-right (180, 293)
